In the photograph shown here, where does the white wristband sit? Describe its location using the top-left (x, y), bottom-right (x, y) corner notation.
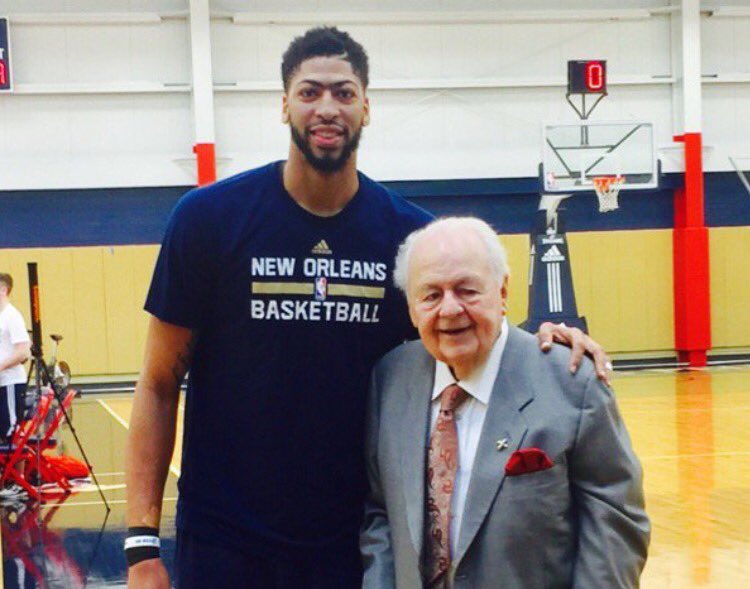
top-left (124, 535), bottom-right (161, 550)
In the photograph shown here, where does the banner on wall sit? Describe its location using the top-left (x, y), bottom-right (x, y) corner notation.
top-left (0, 17), bottom-right (11, 92)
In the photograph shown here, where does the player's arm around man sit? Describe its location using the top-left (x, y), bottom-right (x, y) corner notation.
top-left (125, 316), bottom-right (196, 589)
top-left (538, 321), bottom-right (611, 384)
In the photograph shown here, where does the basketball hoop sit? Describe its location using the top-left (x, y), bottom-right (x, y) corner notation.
top-left (592, 175), bottom-right (624, 212)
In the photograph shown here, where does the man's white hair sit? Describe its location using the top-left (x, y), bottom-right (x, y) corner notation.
top-left (393, 217), bottom-right (510, 296)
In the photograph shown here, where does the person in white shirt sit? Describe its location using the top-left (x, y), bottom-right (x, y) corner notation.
top-left (361, 217), bottom-right (649, 589)
top-left (0, 273), bottom-right (31, 443)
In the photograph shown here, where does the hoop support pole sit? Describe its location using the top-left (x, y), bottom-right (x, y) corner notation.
top-left (193, 143), bottom-right (216, 186)
top-left (673, 132), bottom-right (711, 367)
top-left (189, 0), bottom-right (216, 187)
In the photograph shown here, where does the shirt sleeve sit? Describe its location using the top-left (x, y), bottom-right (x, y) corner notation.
top-left (8, 310), bottom-right (30, 344)
top-left (144, 189), bottom-right (216, 329)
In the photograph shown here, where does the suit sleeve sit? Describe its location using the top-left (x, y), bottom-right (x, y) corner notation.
top-left (570, 374), bottom-right (650, 588)
top-left (360, 366), bottom-right (397, 589)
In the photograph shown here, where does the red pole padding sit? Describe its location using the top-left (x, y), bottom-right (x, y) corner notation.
top-left (673, 133), bottom-right (711, 367)
top-left (193, 143), bottom-right (217, 186)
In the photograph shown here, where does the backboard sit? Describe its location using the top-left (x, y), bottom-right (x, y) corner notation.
top-left (541, 121), bottom-right (657, 192)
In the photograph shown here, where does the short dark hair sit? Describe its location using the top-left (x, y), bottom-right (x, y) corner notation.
top-left (0, 273), bottom-right (12, 294)
top-left (281, 26), bottom-right (369, 92)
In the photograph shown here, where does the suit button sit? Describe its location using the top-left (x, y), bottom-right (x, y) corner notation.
top-left (455, 574), bottom-right (468, 580)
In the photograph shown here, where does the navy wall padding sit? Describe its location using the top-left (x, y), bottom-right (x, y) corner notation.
top-left (406, 189), bottom-right (677, 234)
top-left (0, 186), bottom-right (189, 248)
top-left (386, 172), bottom-right (683, 234)
top-left (0, 171), bottom-right (747, 248)
top-left (704, 171), bottom-right (750, 227)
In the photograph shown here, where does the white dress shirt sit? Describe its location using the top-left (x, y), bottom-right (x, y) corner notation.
top-left (429, 317), bottom-right (509, 557)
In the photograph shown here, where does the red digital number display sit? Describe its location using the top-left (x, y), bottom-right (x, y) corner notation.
top-left (0, 61), bottom-right (6, 86)
top-left (567, 60), bottom-right (607, 95)
top-left (585, 61), bottom-right (605, 92)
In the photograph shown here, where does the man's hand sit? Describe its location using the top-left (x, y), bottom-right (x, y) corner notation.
top-left (127, 558), bottom-right (170, 589)
top-left (537, 322), bottom-right (612, 385)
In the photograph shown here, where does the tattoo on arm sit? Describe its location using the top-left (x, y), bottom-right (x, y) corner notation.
top-left (171, 331), bottom-right (197, 388)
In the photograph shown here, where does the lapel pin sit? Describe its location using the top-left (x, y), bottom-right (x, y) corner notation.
top-left (496, 438), bottom-right (509, 451)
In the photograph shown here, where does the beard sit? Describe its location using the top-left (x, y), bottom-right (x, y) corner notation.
top-left (290, 124), bottom-right (362, 174)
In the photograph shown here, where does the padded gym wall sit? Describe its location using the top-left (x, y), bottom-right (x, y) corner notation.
top-left (2, 174), bottom-right (748, 375)
top-left (6, 225), bottom-right (747, 375)
top-left (0, 245), bottom-right (156, 376)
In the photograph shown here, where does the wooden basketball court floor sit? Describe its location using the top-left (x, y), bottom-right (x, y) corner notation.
top-left (1, 365), bottom-right (748, 588)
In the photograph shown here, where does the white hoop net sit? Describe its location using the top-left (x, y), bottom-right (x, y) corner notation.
top-left (592, 175), bottom-right (624, 212)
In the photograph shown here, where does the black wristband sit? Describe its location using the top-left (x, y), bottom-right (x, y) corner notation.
top-left (125, 526), bottom-right (160, 567)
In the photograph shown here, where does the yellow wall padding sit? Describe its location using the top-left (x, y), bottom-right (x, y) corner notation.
top-left (504, 230), bottom-right (676, 355)
top-left (0, 227), bottom-right (746, 375)
top-left (710, 226), bottom-right (750, 349)
top-left (498, 233), bottom-right (530, 326)
top-left (567, 229), bottom-right (675, 354)
top-left (0, 246), bottom-right (158, 376)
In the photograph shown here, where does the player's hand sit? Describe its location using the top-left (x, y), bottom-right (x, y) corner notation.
top-left (127, 558), bottom-right (170, 589)
top-left (537, 322), bottom-right (612, 385)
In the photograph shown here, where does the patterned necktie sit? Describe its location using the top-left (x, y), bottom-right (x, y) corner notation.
top-left (423, 384), bottom-right (470, 588)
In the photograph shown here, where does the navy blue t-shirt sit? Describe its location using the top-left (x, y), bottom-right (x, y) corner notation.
top-left (145, 162), bottom-right (432, 565)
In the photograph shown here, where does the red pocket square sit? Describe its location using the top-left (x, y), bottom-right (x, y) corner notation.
top-left (504, 447), bottom-right (554, 476)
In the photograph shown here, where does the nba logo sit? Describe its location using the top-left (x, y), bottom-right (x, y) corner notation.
top-left (314, 276), bottom-right (327, 301)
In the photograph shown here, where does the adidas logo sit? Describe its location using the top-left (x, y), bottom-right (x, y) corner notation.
top-left (311, 240), bottom-right (332, 255)
top-left (541, 245), bottom-right (565, 263)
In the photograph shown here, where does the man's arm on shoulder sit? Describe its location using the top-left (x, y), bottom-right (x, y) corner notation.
top-left (570, 375), bottom-right (650, 588)
top-left (126, 315), bottom-right (196, 588)
top-left (537, 322), bottom-right (612, 384)
top-left (361, 367), bottom-right (396, 589)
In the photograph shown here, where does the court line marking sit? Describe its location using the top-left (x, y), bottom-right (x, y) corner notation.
top-left (97, 399), bottom-right (181, 478)
top-left (65, 483), bottom-right (127, 492)
top-left (98, 399), bottom-right (129, 429)
top-left (48, 496), bottom-right (178, 509)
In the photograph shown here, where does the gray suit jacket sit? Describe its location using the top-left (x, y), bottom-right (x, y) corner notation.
top-left (361, 325), bottom-right (649, 589)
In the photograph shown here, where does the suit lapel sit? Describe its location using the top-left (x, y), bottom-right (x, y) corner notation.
top-left (400, 345), bottom-right (436, 555)
top-left (453, 326), bottom-right (534, 565)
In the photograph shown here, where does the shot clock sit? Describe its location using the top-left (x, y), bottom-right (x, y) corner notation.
top-left (567, 60), bottom-right (606, 95)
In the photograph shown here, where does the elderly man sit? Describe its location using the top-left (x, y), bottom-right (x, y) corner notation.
top-left (361, 217), bottom-right (649, 589)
